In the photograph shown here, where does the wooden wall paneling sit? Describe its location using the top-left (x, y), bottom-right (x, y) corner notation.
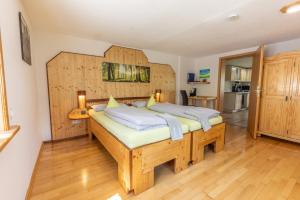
top-left (84, 56), bottom-right (100, 99)
top-left (47, 46), bottom-right (176, 140)
top-left (149, 63), bottom-right (176, 103)
top-left (67, 53), bottom-right (85, 139)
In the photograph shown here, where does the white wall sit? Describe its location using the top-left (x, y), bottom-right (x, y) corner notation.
top-left (185, 47), bottom-right (256, 96)
top-left (33, 31), bottom-right (183, 141)
top-left (178, 56), bottom-right (196, 104)
top-left (0, 0), bottom-right (42, 199)
top-left (181, 38), bottom-right (300, 97)
top-left (265, 37), bottom-right (300, 56)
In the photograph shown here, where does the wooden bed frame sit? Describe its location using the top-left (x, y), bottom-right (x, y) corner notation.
top-left (191, 123), bottom-right (225, 164)
top-left (86, 97), bottom-right (191, 194)
top-left (86, 97), bottom-right (225, 193)
top-left (88, 118), bottom-right (191, 194)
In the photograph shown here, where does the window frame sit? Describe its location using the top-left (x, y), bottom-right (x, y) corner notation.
top-left (0, 32), bottom-right (20, 151)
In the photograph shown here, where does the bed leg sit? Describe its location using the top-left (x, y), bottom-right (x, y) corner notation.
top-left (132, 149), bottom-right (154, 194)
top-left (117, 158), bottom-right (132, 193)
top-left (192, 143), bottom-right (205, 164)
top-left (213, 127), bottom-right (225, 153)
top-left (214, 137), bottom-right (224, 153)
top-left (191, 131), bottom-right (205, 164)
top-left (87, 119), bottom-right (93, 140)
top-left (174, 133), bottom-right (191, 173)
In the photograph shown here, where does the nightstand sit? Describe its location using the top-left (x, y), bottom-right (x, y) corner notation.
top-left (68, 108), bottom-right (89, 120)
top-left (68, 108), bottom-right (91, 139)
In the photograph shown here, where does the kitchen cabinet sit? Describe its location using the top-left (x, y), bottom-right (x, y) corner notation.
top-left (223, 92), bottom-right (249, 113)
top-left (225, 66), bottom-right (252, 82)
top-left (223, 92), bottom-right (242, 112)
top-left (246, 69), bottom-right (252, 82)
top-left (241, 68), bottom-right (247, 81)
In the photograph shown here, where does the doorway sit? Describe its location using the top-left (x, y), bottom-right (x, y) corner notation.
top-left (217, 52), bottom-right (256, 129)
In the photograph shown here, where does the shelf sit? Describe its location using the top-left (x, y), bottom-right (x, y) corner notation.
top-left (187, 81), bottom-right (210, 84)
top-left (230, 80), bottom-right (251, 83)
top-left (68, 108), bottom-right (89, 120)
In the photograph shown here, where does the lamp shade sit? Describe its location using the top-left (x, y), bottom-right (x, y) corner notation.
top-left (155, 89), bottom-right (162, 102)
top-left (77, 90), bottom-right (86, 109)
top-left (155, 89), bottom-right (162, 94)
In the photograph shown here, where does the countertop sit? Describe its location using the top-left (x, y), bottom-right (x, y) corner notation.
top-left (224, 91), bottom-right (250, 94)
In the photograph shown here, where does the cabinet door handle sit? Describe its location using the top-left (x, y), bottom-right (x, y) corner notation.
top-left (285, 96), bottom-right (288, 101)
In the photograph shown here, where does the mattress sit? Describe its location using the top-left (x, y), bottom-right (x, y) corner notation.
top-left (142, 108), bottom-right (223, 131)
top-left (176, 115), bottom-right (223, 131)
top-left (89, 110), bottom-right (189, 149)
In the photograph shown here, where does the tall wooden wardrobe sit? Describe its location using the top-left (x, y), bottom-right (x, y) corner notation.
top-left (258, 51), bottom-right (300, 142)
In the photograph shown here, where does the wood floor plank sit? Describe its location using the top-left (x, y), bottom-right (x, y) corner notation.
top-left (28, 125), bottom-right (300, 200)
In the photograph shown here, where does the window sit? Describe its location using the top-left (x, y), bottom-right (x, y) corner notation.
top-left (0, 32), bottom-right (20, 151)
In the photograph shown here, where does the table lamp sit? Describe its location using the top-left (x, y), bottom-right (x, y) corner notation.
top-left (155, 89), bottom-right (162, 102)
top-left (77, 90), bottom-right (86, 110)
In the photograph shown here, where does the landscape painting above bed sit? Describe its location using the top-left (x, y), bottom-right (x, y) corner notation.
top-left (102, 62), bottom-right (150, 82)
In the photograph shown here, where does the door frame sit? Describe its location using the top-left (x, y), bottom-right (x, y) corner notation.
top-left (217, 51), bottom-right (256, 112)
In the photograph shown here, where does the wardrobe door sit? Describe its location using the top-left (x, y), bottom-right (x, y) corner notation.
top-left (258, 58), bottom-right (293, 137)
top-left (288, 57), bottom-right (300, 140)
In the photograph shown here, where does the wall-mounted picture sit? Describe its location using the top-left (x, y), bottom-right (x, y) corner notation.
top-left (199, 68), bottom-right (210, 79)
top-left (19, 12), bottom-right (32, 65)
top-left (102, 62), bottom-right (150, 83)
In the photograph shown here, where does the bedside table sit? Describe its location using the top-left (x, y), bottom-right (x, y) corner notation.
top-left (68, 108), bottom-right (89, 120)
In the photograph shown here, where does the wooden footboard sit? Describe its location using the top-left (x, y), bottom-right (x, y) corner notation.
top-left (88, 117), bottom-right (191, 194)
top-left (88, 118), bottom-right (132, 192)
top-left (132, 133), bottom-right (191, 194)
top-left (191, 123), bottom-right (225, 164)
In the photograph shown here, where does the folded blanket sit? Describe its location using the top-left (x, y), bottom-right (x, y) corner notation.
top-left (105, 106), bottom-right (167, 127)
top-left (157, 113), bottom-right (183, 140)
top-left (107, 113), bottom-right (165, 131)
top-left (105, 106), bottom-right (184, 140)
top-left (185, 108), bottom-right (219, 131)
top-left (149, 103), bottom-right (220, 131)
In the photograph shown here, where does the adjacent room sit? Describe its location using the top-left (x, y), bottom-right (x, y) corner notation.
top-left (222, 56), bottom-right (253, 128)
top-left (1, 0), bottom-right (300, 200)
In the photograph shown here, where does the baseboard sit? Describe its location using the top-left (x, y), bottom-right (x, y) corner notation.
top-left (43, 134), bottom-right (88, 144)
top-left (25, 142), bottom-right (44, 200)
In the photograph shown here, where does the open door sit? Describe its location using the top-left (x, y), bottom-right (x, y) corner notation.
top-left (248, 46), bottom-right (264, 138)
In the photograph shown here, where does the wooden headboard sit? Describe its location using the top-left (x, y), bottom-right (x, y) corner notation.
top-left (47, 45), bottom-right (176, 141)
top-left (86, 96), bottom-right (150, 107)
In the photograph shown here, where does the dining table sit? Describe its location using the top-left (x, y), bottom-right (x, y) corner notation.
top-left (188, 96), bottom-right (218, 109)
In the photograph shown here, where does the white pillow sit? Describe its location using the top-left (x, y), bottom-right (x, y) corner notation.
top-left (91, 104), bottom-right (106, 112)
top-left (132, 101), bottom-right (147, 108)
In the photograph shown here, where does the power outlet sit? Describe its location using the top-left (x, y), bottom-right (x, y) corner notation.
top-left (72, 120), bottom-right (82, 125)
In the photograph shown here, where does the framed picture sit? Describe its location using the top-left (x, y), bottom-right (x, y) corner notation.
top-left (199, 68), bottom-right (210, 79)
top-left (102, 62), bottom-right (150, 83)
top-left (19, 12), bottom-right (32, 65)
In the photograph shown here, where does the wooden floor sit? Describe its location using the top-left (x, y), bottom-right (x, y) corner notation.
top-left (222, 110), bottom-right (248, 128)
top-left (28, 125), bottom-right (300, 200)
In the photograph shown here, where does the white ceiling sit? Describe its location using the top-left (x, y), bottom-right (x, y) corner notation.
top-left (22, 0), bottom-right (300, 57)
top-left (226, 57), bottom-right (253, 68)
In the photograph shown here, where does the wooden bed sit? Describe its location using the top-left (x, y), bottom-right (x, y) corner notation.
top-left (87, 97), bottom-right (225, 193)
top-left (87, 97), bottom-right (191, 194)
top-left (191, 123), bottom-right (225, 164)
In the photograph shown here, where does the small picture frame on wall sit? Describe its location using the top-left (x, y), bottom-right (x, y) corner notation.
top-left (199, 68), bottom-right (210, 82)
top-left (199, 68), bottom-right (210, 79)
top-left (19, 12), bottom-right (32, 65)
